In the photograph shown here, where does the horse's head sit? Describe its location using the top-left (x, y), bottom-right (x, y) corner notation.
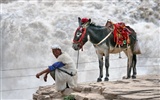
top-left (72, 17), bottom-right (91, 50)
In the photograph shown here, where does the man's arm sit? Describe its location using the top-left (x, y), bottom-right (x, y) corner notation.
top-left (36, 68), bottom-right (50, 78)
top-left (36, 62), bottom-right (64, 81)
top-left (48, 62), bottom-right (65, 71)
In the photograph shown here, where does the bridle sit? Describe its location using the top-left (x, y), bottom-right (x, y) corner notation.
top-left (73, 27), bottom-right (86, 48)
top-left (73, 22), bottom-right (89, 50)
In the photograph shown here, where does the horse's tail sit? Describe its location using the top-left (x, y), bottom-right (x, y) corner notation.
top-left (126, 26), bottom-right (141, 54)
top-left (133, 40), bottom-right (141, 54)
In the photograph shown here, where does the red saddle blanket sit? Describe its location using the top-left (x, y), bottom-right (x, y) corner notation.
top-left (113, 22), bottom-right (131, 46)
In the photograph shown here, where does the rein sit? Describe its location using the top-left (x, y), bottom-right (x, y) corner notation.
top-left (76, 50), bottom-right (79, 69)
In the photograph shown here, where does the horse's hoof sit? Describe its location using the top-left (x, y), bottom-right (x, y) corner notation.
top-left (97, 78), bottom-right (102, 82)
top-left (122, 76), bottom-right (126, 79)
top-left (132, 75), bottom-right (136, 79)
top-left (122, 76), bottom-right (130, 79)
top-left (104, 77), bottom-right (109, 81)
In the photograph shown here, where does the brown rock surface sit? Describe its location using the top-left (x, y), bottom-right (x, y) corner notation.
top-left (33, 74), bottom-right (160, 100)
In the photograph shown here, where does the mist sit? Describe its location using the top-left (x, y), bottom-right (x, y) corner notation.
top-left (1, 0), bottom-right (160, 99)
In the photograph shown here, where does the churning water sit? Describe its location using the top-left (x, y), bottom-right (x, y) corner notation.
top-left (1, 0), bottom-right (160, 99)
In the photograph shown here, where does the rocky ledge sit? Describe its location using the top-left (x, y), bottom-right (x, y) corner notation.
top-left (33, 74), bottom-right (160, 100)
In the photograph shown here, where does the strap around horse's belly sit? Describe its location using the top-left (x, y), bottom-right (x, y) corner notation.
top-left (110, 44), bottom-right (130, 53)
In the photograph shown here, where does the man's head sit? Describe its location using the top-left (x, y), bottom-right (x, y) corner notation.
top-left (51, 44), bottom-right (62, 58)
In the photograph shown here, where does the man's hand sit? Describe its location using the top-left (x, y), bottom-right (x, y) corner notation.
top-left (36, 73), bottom-right (40, 78)
top-left (44, 73), bottom-right (48, 82)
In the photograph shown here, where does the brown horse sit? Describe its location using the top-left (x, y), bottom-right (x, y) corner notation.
top-left (72, 17), bottom-right (141, 82)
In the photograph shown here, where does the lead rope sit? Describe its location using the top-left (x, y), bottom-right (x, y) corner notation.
top-left (76, 50), bottom-right (80, 69)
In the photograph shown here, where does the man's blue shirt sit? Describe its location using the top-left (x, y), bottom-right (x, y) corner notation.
top-left (48, 62), bottom-right (65, 71)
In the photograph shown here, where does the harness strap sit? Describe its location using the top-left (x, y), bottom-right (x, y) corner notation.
top-left (81, 22), bottom-right (89, 28)
top-left (76, 50), bottom-right (79, 69)
top-left (94, 30), bottom-right (113, 46)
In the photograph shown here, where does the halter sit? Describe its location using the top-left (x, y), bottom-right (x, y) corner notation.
top-left (73, 27), bottom-right (86, 49)
top-left (73, 22), bottom-right (89, 49)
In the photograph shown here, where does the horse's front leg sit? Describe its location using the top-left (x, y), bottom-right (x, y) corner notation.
top-left (97, 55), bottom-right (103, 82)
top-left (104, 55), bottom-right (109, 81)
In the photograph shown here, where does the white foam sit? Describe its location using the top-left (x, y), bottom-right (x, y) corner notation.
top-left (1, 0), bottom-right (159, 99)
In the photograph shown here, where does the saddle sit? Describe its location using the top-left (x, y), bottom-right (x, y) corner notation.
top-left (105, 20), bottom-right (131, 46)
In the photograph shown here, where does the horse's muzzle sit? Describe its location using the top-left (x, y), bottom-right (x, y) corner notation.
top-left (72, 43), bottom-right (81, 50)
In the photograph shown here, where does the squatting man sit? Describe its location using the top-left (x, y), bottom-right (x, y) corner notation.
top-left (36, 44), bottom-right (77, 92)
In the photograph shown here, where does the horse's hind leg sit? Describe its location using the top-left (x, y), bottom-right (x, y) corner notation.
top-left (124, 49), bottom-right (133, 79)
top-left (132, 54), bottom-right (137, 79)
top-left (97, 54), bottom-right (103, 82)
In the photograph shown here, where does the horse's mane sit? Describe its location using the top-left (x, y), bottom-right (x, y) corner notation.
top-left (89, 22), bottom-right (103, 28)
top-left (90, 22), bottom-right (96, 26)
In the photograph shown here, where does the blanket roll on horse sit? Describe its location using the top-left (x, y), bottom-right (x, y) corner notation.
top-left (72, 17), bottom-right (141, 82)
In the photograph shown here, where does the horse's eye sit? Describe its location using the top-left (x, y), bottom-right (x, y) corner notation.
top-left (76, 32), bottom-right (82, 37)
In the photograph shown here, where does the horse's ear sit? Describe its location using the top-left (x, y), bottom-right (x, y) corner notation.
top-left (88, 18), bottom-right (91, 23)
top-left (78, 17), bottom-right (81, 26)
